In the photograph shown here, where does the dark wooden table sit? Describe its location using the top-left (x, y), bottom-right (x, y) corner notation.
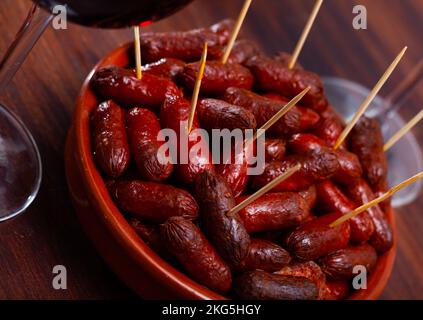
top-left (1, 0), bottom-right (422, 300)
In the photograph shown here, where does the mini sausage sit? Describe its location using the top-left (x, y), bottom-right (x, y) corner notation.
top-left (91, 67), bottom-right (180, 111)
top-left (160, 96), bottom-right (214, 185)
top-left (321, 280), bottom-right (350, 300)
top-left (288, 133), bottom-right (363, 185)
top-left (234, 270), bottom-right (319, 300)
top-left (315, 180), bottom-right (374, 244)
top-left (320, 244), bottom-right (378, 280)
top-left (275, 261), bottom-right (327, 299)
top-left (349, 116), bottom-right (389, 192)
top-left (245, 55), bottom-right (326, 110)
top-left (251, 152), bottom-right (339, 192)
top-left (140, 19), bottom-right (234, 63)
top-left (222, 87), bottom-right (320, 136)
top-left (197, 98), bottom-right (257, 131)
top-left (346, 179), bottom-right (394, 254)
top-left (264, 138), bottom-right (286, 161)
top-left (142, 58), bottom-right (186, 80)
top-left (194, 171), bottom-right (250, 264)
top-left (237, 192), bottom-right (310, 233)
top-left (127, 107), bottom-right (173, 182)
top-left (227, 39), bottom-right (262, 65)
top-left (286, 212), bottom-right (351, 261)
top-left (90, 100), bottom-right (130, 178)
top-left (160, 217), bottom-right (232, 293)
top-left (298, 185), bottom-right (317, 211)
top-left (312, 105), bottom-right (346, 148)
top-left (180, 61), bottom-right (254, 96)
top-left (109, 180), bottom-right (199, 223)
top-left (233, 238), bottom-right (291, 272)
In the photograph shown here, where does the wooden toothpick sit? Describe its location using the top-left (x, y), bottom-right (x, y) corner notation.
top-left (134, 26), bottom-right (142, 80)
top-left (384, 109), bottom-right (423, 152)
top-left (221, 0), bottom-right (253, 64)
top-left (333, 46), bottom-right (408, 150)
top-left (288, 0), bottom-right (324, 69)
top-left (227, 164), bottom-right (302, 216)
top-left (188, 42), bottom-right (208, 134)
top-left (330, 171), bottom-right (423, 227)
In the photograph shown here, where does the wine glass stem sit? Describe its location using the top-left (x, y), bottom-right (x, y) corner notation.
top-left (0, 4), bottom-right (53, 94)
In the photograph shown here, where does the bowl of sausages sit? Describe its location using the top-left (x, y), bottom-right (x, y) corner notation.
top-left (65, 19), bottom-right (396, 300)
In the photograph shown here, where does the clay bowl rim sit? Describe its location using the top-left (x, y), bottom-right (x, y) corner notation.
top-left (72, 41), bottom-right (397, 300)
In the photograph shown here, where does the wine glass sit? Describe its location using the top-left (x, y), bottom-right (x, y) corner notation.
top-left (0, 0), bottom-right (194, 221)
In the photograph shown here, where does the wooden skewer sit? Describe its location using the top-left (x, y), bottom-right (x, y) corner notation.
top-left (134, 26), bottom-right (142, 80)
top-left (384, 109), bottom-right (423, 152)
top-left (221, 0), bottom-right (253, 64)
top-left (288, 0), bottom-right (324, 69)
top-left (227, 163), bottom-right (302, 216)
top-left (188, 42), bottom-right (208, 134)
top-left (333, 46), bottom-right (408, 150)
top-left (330, 171), bottom-right (423, 228)
top-left (249, 87), bottom-right (311, 145)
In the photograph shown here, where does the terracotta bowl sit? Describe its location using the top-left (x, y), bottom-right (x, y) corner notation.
top-left (65, 42), bottom-right (397, 300)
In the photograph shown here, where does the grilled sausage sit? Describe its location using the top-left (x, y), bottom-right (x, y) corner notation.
top-left (194, 171), bottom-right (250, 264)
top-left (160, 217), bottom-right (232, 293)
top-left (90, 100), bottom-right (130, 178)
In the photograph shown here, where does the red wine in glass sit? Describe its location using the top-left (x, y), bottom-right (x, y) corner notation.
top-left (0, 0), bottom-right (194, 221)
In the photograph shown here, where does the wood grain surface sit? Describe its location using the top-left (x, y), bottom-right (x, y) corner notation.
top-left (0, 0), bottom-right (422, 299)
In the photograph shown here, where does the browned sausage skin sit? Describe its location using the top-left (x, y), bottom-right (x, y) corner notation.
top-left (160, 217), bottom-right (232, 293)
top-left (181, 61), bottom-right (254, 96)
top-left (286, 212), bottom-right (351, 261)
top-left (345, 179), bottom-right (394, 253)
top-left (232, 238), bottom-right (291, 272)
top-left (197, 98), bottom-right (257, 131)
top-left (90, 100), bottom-right (130, 178)
top-left (109, 180), bottom-right (199, 223)
top-left (316, 180), bottom-right (374, 244)
top-left (127, 107), bottom-right (173, 182)
top-left (320, 243), bottom-right (378, 280)
top-left (91, 66), bottom-right (180, 111)
top-left (194, 171), bottom-right (250, 265)
top-left (237, 192), bottom-right (310, 233)
top-left (142, 58), bottom-right (185, 80)
top-left (222, 87), bottom-right (320, 137)
top-left (234, 270), bottom-right (319, 300)
top-left (140, 19), bottom-right (234, 63)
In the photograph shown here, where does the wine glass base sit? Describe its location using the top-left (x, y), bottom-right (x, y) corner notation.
top-left (323, 77), bottom-right (423, 208)
top-left (0, 103), bottom-right (42, 221)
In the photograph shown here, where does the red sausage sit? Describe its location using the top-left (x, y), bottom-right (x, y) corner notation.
top-left (288, 133), bottom-right (363, 185)
top-left (312, 105), bottom-right (346, 148)
top-left (128, 218), bottom-right (170, 259)
top-left (222, 87), bottom-right (320, 136)
top-left (298, 185), bottom-right (317, 211)
top-left (160, 217), bottom-right (232, 293)
top-left (320, 244), bottom-right (378, 280)
top-left (237, 192), bottom-right (310, 233)
top-left (346, 179), bottom-right (394, 254)
top-left (234, 270), bottom-right (319, 300)
top-left (286, 212), bottom-right (351, 261)
top-left (264, 138), bottom-right (286, 161)
top-left (127, 107), bottom-right (173, 182)
top-left (227, 39), bottom-right (262, 65)
top-left (109, 180), bottom-right (199, 223)
top-left (194, 171), bottom-right (250, 264)
top-left (180, 61), bottom-right (254, 96)
top-left (245, 55), bottom-right (326, 110)
top-left (142, 58), bottom-right (185, 80)
top-left (90, 100), bottom-right (130, 178)
top-left (233, 238), bottom-right (291, 272)
top-left (251, 152), bottom-right (339, 192)
top-left (322, 280), bottom-right (350, 300)
top-left (160, 96), bottom-right (214, 185)
top-left (140, 19), bottom-right (234, 63)
top-left (349, 116), bottom-right (389, 195)
top-left (315, 180), bottom-right (374, 244)
top-left (91, 66), bottom-right (180, 111)
top-left (273, 52), bottom-right (303, 70)
top-left (197, 98), bottom-right (257, 131)
top-left (275, 261), bottom-right (327, 299)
